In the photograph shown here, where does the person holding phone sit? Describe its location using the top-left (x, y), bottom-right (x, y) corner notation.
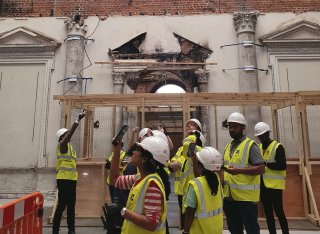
top-left (223, 112), bottom-right (265, 234)
top-left (106, 143), bottom-right (127, 203)
top-left (168, 125), bottom-right (205, 230)
top-left (52, 111), bottom-right (85, 234)
top-left (109, 136), bottom-right (171, 234)
top-left (183, 147), bottom-right (223, 234)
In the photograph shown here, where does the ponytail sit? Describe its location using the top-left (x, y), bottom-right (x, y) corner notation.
top-left (142, 152), bottom-right (171, 200)
top-left (202, 170), bottom-right (219, 196)
top-left (155, 164), bottom-right (171, 200)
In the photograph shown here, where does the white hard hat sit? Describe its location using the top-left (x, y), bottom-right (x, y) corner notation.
top-left (152, 130), bottom-right (168, 144)
top-left (196, 147), bottom-right (222, 171)
top-left (255, 122), bottom-right (271, 136)
top-left (187, 119), bottom-right (202, 132)
top-left (227, 112), bottom-right (246, 126)
top-left (56, 128), bottom-right (68, 141)
top-left (139, 128), bottom-right (151, 139)
top-left (137, 136), bottom-right (170, 165)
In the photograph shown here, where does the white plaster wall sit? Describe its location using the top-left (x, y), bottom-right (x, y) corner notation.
top-left (1, 12), bottom-right (320, 172)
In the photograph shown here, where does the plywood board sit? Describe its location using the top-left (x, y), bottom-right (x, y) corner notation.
top-left (76, 160), bottom-right (108, 217)
top-left (283, 164), bottom-right (305, 217)
top-left (310, 165), bottom-right (320, 217)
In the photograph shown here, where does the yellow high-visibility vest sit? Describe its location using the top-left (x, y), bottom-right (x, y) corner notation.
top-left (179, 144), bottom-right (202, 194)
top-left (56, 143), bottom-right (77, 181)
top-left (260, 141), bottom-right (286, 190)
top-left (186, 175), bottom-right (223, 234)
top-left (172, 146), bottom-right (183, 195)
top-left (121, 173), bottom-right (167, 234)
top-left (223, 138), bottom-right (260, 202)
top-left (106, 150), bottom-right (127, 184)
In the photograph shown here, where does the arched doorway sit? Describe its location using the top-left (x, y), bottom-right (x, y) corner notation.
top-left (110, 32), bottom-right (212, 150)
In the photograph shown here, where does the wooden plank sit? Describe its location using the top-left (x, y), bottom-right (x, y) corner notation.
top-left (141, 98), bottom-right (145, 128)
top-left (304, 166), bottom-right (320, 223)
top-left (95, 61), bottom-right (218, 65)
top-left (310, 164), bottom-right (320, 225)
top-left (82, 110), bottom-right (91, 158)
top-left (271, 107), bottom-right (279, 141)
top-left (112, 106), bottom-right (116, 137)
top-left (300, 103), bottom-right (312, 174)
top-left (306, 214), bottom-right (319, 226)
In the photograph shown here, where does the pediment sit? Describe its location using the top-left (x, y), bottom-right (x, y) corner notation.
top-left (0, 27), bottom-right (60, 53)
top-left (259, 20), bottom-right (320, 49)
top-left (109, 32), bottom-right (212, 63)
top-left (111, 32), bottom-right (146, 55)
top-left (173, 33), bottom-right (212, 62)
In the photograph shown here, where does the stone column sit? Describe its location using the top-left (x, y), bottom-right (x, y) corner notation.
top-left (64, 17), bottom-right (87, 94)
top-left (233, 12), bottom-right (261, 138)
top-left (195, 69), bottom-right (210, 146)
top-left (63, 17), bottom-right (87, 156)
top-left (113, 71), bottom-right (126, 130)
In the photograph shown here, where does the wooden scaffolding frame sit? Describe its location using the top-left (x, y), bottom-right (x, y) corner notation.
top-left (53, 91), bottom-right (320, 224)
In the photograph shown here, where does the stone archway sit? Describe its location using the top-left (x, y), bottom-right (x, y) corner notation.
top-left (110, 32), bottom-right (212, 144)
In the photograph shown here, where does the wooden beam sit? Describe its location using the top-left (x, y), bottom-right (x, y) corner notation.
top-left (95, 61), bottom-right (217, 66)
top-left (304, 167), bottom-right (320, 223)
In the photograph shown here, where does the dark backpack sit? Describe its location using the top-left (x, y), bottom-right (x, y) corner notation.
top-left (101, 203), bottom-right (123, 234)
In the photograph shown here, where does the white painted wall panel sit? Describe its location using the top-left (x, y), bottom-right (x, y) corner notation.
top-left (0, 63), bottom-right (46, 168)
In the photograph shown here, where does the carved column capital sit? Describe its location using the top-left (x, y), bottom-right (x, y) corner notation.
top-left (65, 17), bottom-right (87, 37)
top-left (195, 69), bottom-right (209, 84)
top-left (112, 71), bottom-right (126, 85)
top-left (233, 12), bottom-right (260, 34)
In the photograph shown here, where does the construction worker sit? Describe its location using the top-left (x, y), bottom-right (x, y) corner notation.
top-left (254, 122), bottom-right (289, 234)
top-left (52, 111), bottom-right (85, 234)
top-left (106, 146), bottom-right (127, 203)
top-left (168, 118), bottom-right (204, 229)
top-left (156, 125), bottom-right (174, 150)
top-left (223, 112), bottom-right (265, 234)
top-left (109, 136), bottom-right (171, 234)
top-left (183, 147), bottom-right (223, 234)
top-left (127, 127), bottom-right (153, 155)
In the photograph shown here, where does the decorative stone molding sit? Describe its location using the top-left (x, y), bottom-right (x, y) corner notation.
top-left (0, 27), bottom-right (61, 55)
top-left (195, 69), bottom-right (209, 84)
top-left (233, 12), bottom-right (260, 34)
top-left (259, 20), bottom-right (320, 53)
top-left (113, 71), bottom-right (126, 85)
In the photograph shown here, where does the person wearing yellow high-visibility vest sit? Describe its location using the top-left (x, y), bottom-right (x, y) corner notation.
top-left (109, 136), bottom-right (171, 234)
top-left (106, 149), bottom-right (127, 203)
top-left (168, 119), bottom-right (204, 230)
top-left (183, 147), bottom-right (223, 234)
top-left (254, 122), bottom-right (289, 234)
top-left (52, 111), bottom-right (85, 234)
top-left (223, 112), bottom-right (265, 234)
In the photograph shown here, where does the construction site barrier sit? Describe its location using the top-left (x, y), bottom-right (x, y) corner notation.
top-left (0, 192), bottom-right (44, 234)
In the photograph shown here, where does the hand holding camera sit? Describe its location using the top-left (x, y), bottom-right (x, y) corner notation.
top-left (78, 110), bottom-right (86, 121)
top-left (112, 125), bottom-right (129, 145)
top-left (187, 142), bottom-right (196, 157)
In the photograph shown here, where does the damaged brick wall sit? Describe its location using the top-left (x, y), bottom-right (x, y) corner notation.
top-left (1, 0), bottom-right (320, 17)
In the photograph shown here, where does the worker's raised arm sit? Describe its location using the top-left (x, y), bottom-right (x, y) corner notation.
top-left (128, 127), bottom-right (139, 149)
top-left (59, 111), bottom-right (86, 153)
top-left (109, 140), bottom-right (122, 186)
